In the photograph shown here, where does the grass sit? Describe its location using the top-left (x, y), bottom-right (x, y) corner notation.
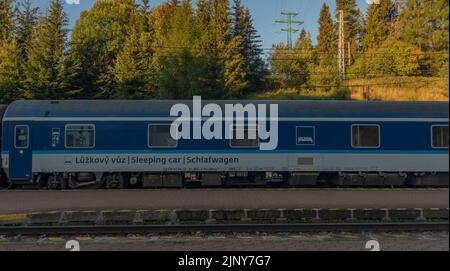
top-left (347, 76), bottom-right (449, 101)
top-left (246, 88), bottom-right (348, 100)
top-left (247, 76), bottom-right (449, 101)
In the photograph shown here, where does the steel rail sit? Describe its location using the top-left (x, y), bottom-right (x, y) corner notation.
top-left (0, 222), bottom-right (448, 235)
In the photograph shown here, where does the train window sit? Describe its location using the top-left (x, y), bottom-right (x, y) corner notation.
top-left (65, 124), bottom-right (95, 149)
top-left (432, 125), bottom-right (449, 149)
top-left (14, 126), bottom-right (29, 149)
top-left (351, 125), bottom-right (380, 148)
top-left (148, 124), bottom-right (177, 148)
top-left (230, 126), bottom-right (259, 148)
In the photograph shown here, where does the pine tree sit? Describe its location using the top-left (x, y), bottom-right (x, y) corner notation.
top-left (316, 3), bottom-right (335, 61)
top-left (0, 0), bottom-right (15, 43)
top-left (224, 34), bottom-right (247, 97)
top-left (398, 0), bottom-right (449, 76)
top-left (114, 31), bottom-right (156, 98)
top-left (150, 2), bottom-right (172, 48)
top-left (313, 3), bottom-right (338, 92)
top-left (0, 38), bottom-right (21, 102)
top-left (194, 0), bottom-right (225, 98)
top-left (212, 0), bottom-right (246, 97)
top-left (232, 0), bottom-right (265, 93)
top-left (22, 0), bottom-right (76, 99)
top-left (399, 0), bottom-right (428, 50)
top-left (139, 0), bottom-right (152, 33)
top-left (292, 29), bottom-right (314, 88)
top-left (16, 0), bottom-right (39, 62)
top-left (112, 0), bottom-right (155, 98)
top-left (157, 0), bottom-right (204, 98)
top-left (430, 0), bottom-right (449, 52)
top-left (69, 0), bottom-right (141, 98)
top-left (362, 0), bottom-right (396, 50)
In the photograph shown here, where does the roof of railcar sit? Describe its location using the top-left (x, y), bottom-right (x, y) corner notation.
top-left (3, 100), bottom-right (449, 119)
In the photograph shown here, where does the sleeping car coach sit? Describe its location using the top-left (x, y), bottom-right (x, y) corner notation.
top-left (0, 99), bottom-right (448, 189)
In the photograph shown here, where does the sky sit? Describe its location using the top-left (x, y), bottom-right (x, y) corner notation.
top-left (32, 0), bottom-right (370, 54)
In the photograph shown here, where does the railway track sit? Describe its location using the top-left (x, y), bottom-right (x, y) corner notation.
top-left (0, 222), bottom-right (447, 236)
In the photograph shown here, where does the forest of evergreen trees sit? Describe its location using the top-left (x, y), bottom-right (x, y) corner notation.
top-left (0, 0), bottom-right (448, 103)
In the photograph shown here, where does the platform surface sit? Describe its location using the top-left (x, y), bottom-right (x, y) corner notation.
top-left (0, 189), bottom-right (448, 214)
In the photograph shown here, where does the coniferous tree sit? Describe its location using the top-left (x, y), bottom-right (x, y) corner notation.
top-left (194, 0), bottom-right (225, 98)
top-left (22, 0), bottom-right (77, 99)
top-left (212, 0), bottom-right (246, 97)
top-left (151, 2), bottom-right (172, 48)
top-left (399, 0), bottom-right (429, 50)
top-left (112, 0), bottom-right (155, 98)
top-left (69, 0), bottom-right (141, 98)
top-left (114, 30), bottom-right (156, 98)
top-left (16, 0), bottom-right (39, 62)
top-left (291, 29), bottom-right (314, 88)
top-left (362, 0), bottom-right (396, 50)
top-left (157, 0), bottom-right (204, 98)
top-left (313, 3), bottom-right (338, 92)
top-left (316, 3), bottom-right (335, 61)
top-left (139, 0), bottom-right (152, 33)
top-left (398, 0), bottom-right (449, 76)
top-left (232, 0), bottom-right (265, 93)
top-left (0, 37), bottom-right (21, 102)
top-left (0, 0), bottom-right (15, 43)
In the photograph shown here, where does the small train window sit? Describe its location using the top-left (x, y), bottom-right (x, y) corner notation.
top-left (230, 126), bottom-right (259, 148)
top-left (351, 125), bottom-right (380, 148)
top-left (432, 125), bottom-right (449, 149)
top-left (65, 124), bottom-right (95, 149)
top-left (15, 126), bottom-right (29, 149)
top-left (148, 124), bottom-right (177, 148)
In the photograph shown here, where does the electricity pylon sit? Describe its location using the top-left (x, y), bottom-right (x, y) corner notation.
top-left (274, 12), bottom-right (304, 49)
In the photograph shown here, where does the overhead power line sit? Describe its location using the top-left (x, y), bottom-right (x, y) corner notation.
top-left (274, 12), bottom-right (304, 50)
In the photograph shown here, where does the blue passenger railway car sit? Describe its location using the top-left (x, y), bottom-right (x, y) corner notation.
top-left (0, 104), bottom-right (8, 188)
top-left (0, 100), bottom-right (448, 189)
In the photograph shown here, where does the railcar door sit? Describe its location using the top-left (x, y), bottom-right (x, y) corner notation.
top-left (9, 123), bottom-right (33, 180)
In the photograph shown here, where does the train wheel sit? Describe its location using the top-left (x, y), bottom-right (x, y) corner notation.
top-left (85, 180), bottom-right (104, 189)
top-left (0, 180), bottom-right (11, 189)
top-left (37, 174), bottom-right (49, 189)
top-left (105, 174), bottom-right (128, 189)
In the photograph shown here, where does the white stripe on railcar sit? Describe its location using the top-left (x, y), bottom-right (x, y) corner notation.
top-left (31, 153), bottom-right (449, 173)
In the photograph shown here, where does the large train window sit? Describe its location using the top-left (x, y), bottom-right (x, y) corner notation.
top-left (230, 126), bottom-right (259, 148)
top-left (148, 124), bottom-right (177, 148)
top-left (14, 125), bottom-right (29, 149)
top-left (432, 125), bottom-right (449, 149)
top-left (65, 124), bottom-right (95, 149)
top-left (351, 125), bottom-right (380, 148)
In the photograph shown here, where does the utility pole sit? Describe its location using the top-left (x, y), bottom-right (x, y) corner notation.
top-left (348, 41), bottom-right (352, 66)
top-left (337, 10), bottom-right (346, 80)
top-left (274, 12), bottom-right (304, 49)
